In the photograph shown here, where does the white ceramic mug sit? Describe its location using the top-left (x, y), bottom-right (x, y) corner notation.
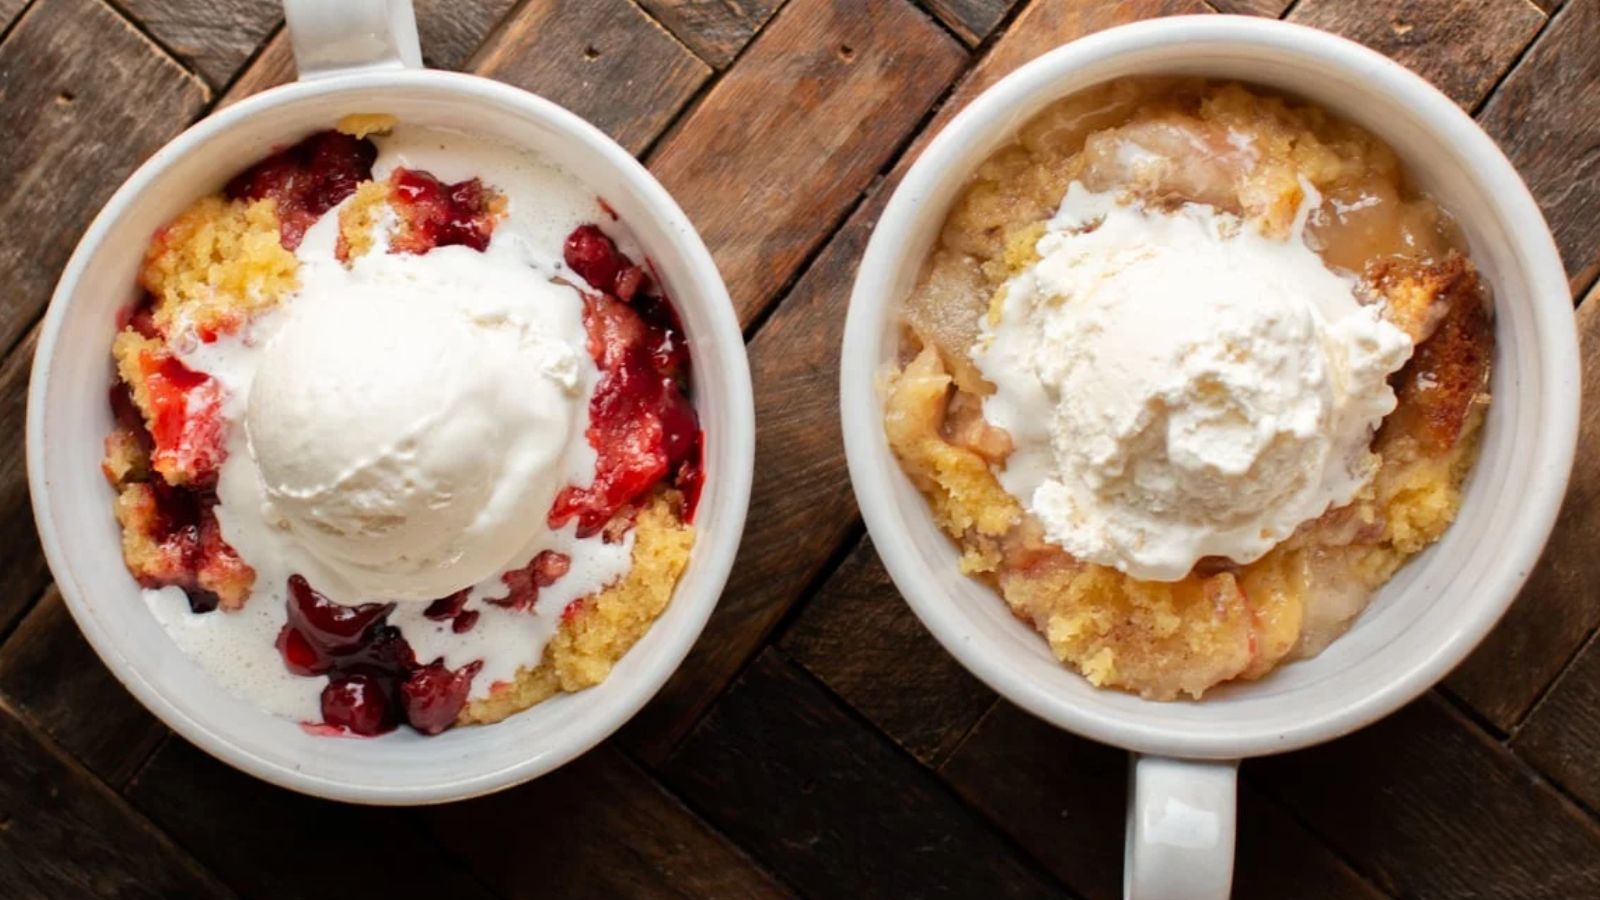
top-left (840, 16), bottom-right (1580, 898)
top-left (27, 0), bottom-right (753, 804)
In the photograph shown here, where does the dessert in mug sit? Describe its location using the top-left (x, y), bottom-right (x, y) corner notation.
top-left (103, 115), bottom-right (703, 735)
top-left (886, 79), bottom-right (1493, 699)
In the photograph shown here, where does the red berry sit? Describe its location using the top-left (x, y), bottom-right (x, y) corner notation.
top-left (285, 574), bottom-right (394, 654)
top-left (401, 660), bottom-right (483, 735)
top-left (321, 675), bottom-right (394, 736)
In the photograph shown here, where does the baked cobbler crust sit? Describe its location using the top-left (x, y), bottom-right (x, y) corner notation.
top-left (887, 79), bottom-right (1492, 700)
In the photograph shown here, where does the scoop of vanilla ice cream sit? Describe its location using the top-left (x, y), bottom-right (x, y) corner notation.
top-left (975, 182), bottom-right (1412, 581)
top-left (245, 246), bottom-right (586, 602)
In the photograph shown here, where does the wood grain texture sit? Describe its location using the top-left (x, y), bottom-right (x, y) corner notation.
top-left (637, 0), bottom-right (787, 67)
top-left (413, 0), bottom-right (521, 70)
top-left (781, 537), bottom-right (995, 765)
top-left (921, 0), bottom-right (1025, 44)
top-left (1289, 0), bottom-right (1546, 108)
top-left (1515, 628), bottom-right (1600, 813)
top-left (423, 745), bottom-right (793, 900)
top-left (1473, 0), bottom-right (1600, 291)
top-left (217, 27), bottom-right (293, 107)
top-left (647, 0), bottom-right (967, 326)
top-left (661, 650), bottom-right (1073, 899)
top-left (1254, 693), bottom-right (1600, 898)
top-left (112, 0), bottom-right (279, 87)
top-left (1207, 0), bottom-right (1293, 14)
top-left (0, 327), bottom-right (46, 635)
top-left (1449, 286), bottom-right (1600, 729)
top-left (0, 588), bottom-right (166, 788)
top-left (940, 702), bottom-right (1385, 900)
top-left (0, 0), bottom-right (29, 34)
top-left (471, 0), bottom-right (712, 156)
top-left (0, 708), bottom-right (232, 899)
top-left (937, 0), bottom-right (1212, 124)
top-left (126, 738), bottom-right (500, 900)
top-left (624, 0), bottom-right (1208, 767)
top-left (0, 0), bottom-right (210, 359)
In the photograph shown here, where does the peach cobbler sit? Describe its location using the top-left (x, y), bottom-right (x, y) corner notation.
top-left (886, 79), bottom-right (1492, 699)
top-left (105, 116), bottom-right (703, 735)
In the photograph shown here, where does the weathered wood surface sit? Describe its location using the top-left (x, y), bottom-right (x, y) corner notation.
top-left (637, 0), bottom-right (787, 67)
top-left (112, 0), bottom-right (279, 87)
top-left (0, 708), bottom-right (233, 898)
top-left (1450, 282), bottom-right (1600, 730)
top-left (1287, 0), bottom-right (1547, 109)
top-left (470, 0), bottom-right (712, 156)
top-left (4, 0), bottom-right (1599, 896)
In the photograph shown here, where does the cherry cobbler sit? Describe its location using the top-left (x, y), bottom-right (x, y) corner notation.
top-left (104, 116), bottom-right (702, 735)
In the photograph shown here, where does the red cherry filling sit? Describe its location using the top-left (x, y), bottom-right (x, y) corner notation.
top-left (276, 575), bottom-right (483, 735)
top-left (423, 589), bottom-right (479, 634)
top-left (388, 168), bottom-right (497, 254)
top-left (128, 344), bottom-right (226, 485)
top-left (403, 659), bottom-right (484, 735)
top-left (320, 675), bottom-right (391, 737)
top-left (225, 130), bottom-right (377, 249)
top-left (551, 226), bottom-right (703, 536)
top-left (492, 550), bottom-right (571, 611)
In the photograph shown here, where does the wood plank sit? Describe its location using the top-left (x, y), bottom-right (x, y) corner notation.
top-left (125, 737), bottom-right (501, 900)
top-left (0, 706), bottom-right (233, 899)
top-left (422, 744), bottom-right (794, 899)
top-left (623, 0), bottom-right (1210, 766)
top-left (0, 0), bottom-right (27, 35)
top-left (928, 0), bottom-right (1212, 134)
top-left (636, 0), bottom-right (787, 68)
top-left (1448, 284), bottom-right (1600, 729)
top-left (921, 0), bottom-right (1025, 45)
top-left (780, 536), bottom-right (995, 765)
top-left (646, 0), bottom-right (968, 326)
top-left (1514, 629), bottom-right (1600, 814)
top-left (413, 0), bottom-right (520, 70)
top-left (470, 0), bottom-right (713, 156)
top-left (1206, 0), bottom-right (1293, 14)
top-left (939, 702), bottom-right (1387, 900)
top-left (660, 650), bottom-right (1075, 899)
top-left (1472, 0), bottom-right (1600, 292)
top-left (0, 588), bottom-right (166, 788)
top-left (0, 327), bottom-right (45, 635)
top-left (1253, 693), bottom-right (1600, 897)
top-left (217, 28), bottom-right (293, 108)
top-left (1288, 0), bottom-right (1545, 109)
top-left (111, 0), bottom-right (279, 88)
top-left (0, 0), bottom-right (210, 360)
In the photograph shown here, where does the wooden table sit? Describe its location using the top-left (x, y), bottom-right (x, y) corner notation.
top-left (1, 0), bottom-right (1597, 896)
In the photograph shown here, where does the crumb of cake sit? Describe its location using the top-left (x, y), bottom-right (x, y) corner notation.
top-left (336, 180), bottom-right (391, 261)
top-left (459, 491), bottom-right (694, 726)
top-left (114, 482), bottom-right (254, 611)
top-left (884, 345), bottom-right (1019, 539)
top-left (337, 113), bottom-right (398, 138)
top-left (140, 195), bottom-right (298, 341)
top-left (102, 428), bottom-right (149, 486)
top-left (112, 330), bottom-right (226, 485)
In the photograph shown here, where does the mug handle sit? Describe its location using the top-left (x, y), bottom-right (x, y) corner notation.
top-left (1124, 754), bottom-right (1238, 899)
top-left (283, 0), bottom-right (423, 80)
